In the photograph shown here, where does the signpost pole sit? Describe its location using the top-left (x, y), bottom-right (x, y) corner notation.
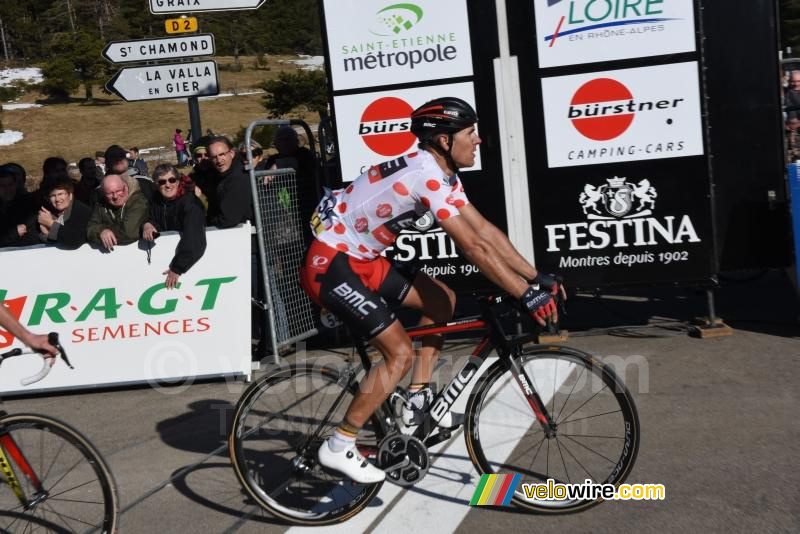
top-left (493, 0), bottom-right (535, 265)
top-left (188, 96), bottom-right (202, 153)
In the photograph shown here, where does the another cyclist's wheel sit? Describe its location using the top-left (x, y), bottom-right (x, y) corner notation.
top-left (0, 413), bottom-right (119, 533)
top-left (465, 346), bottom-right (640, 513)
top-left (229, 364), bottom-right (385, 525)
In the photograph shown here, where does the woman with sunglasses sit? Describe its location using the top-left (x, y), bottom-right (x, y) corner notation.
top-left (142, 163), bottom-right (207, 289)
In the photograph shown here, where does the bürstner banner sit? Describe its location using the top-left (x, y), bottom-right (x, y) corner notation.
top-left (323, 0), bottom-right (474, 91)
top-left (0, 226), bottom-right (251, 396)
top-left (531, 159), bottom-right (714, 286)
top-left (533, 0), bottom-right (697, 68)
top-left (333, 82), bottom-right (482, 180)
top-left (541, 61), bottom-right (704, 168)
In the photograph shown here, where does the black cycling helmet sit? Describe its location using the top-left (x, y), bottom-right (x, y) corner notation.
top-left (410, 97), bottom-right (478, 143)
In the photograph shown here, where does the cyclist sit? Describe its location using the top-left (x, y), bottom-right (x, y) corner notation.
top-left (299, 97), bottom-right (563, 483)
top-left (0, 304), bottom-right (59, 360)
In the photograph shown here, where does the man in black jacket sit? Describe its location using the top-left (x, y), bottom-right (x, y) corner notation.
top-left (207, 136), bottom-right (254, 228)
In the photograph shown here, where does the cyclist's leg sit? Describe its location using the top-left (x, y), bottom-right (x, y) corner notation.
top-left (399, 272), bottom-right (455, 383)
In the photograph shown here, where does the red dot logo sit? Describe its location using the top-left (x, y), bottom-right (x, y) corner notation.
top-left (359, 97), bottom-right (416, 157)
top-left (569, 78), bottom-right (634, 141)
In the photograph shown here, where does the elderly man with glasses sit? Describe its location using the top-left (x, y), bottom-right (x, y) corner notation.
top-left (86, 174), bottom-right (150, 251)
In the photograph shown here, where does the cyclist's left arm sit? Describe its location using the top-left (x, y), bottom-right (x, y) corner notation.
top-left (458, 204), bottom-right (538, 281)
top-left (0, 305), bottom-right (58, 357)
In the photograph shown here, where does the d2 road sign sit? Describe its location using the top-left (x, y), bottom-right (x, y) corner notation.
top-left (150, 0), bottom-right (266, 14)
top-left (165, 17), bottom-right (199, 34)
top-left (105, 60), bottom-right (219, 102)
top-left (102, 34), bottom-right (214, 64)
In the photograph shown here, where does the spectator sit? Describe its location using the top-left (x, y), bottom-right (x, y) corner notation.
top-left (0, 167), bottom-right (37, 247)
top-left (105, 144), bottom-right (156, 202)
top-left (27, 178), bottom-right (91, 250)
top-left (189, 142), bottom-right (214, 215)
top-left (2, 162), bottom-right (27, 194)
top-left (786, 70), bottom-right (800, 131)
top-left (174, 129), bottom-right (188, 166)
top-left (264, 126), bottom-right (319, 245)
top-left (142, 163), bottom-right (207, 289)
top-left (94, 151), bottom-right (106, 176)
top-left (128, 147), bottom-right (149, 177)
top-left (207, 136), bottom-right (253, 228)
top-left (86, 174), bottom-right (149, 251)
top-left (239, 139), bottom-right (266, 170)
top-left (75, 157), bottom-right (100, 206)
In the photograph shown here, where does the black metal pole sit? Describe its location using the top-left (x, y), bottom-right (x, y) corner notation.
top-left (188, 96), bottom-right (202, 148)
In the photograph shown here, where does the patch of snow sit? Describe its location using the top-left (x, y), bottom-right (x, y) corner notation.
top-left (138, 146), bottom-right (167, 155)
top-left (0, 130), bottom-right (24, 146)
top-left (169, 90), bottom-right (264, 103)
top-left (0, 68), bottom-right (43, 87)
top-left (282, 55), bottom-right (324, 70)
top-left (2, 103), bottom-right (42, 110)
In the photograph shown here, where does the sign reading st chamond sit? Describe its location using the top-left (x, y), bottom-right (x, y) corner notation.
top-left (102, 34), bottom-right (215, 63)
top-left (105, 60), bottom-right (219, 102)
top-left (149, 0), bottom-right (266, 14)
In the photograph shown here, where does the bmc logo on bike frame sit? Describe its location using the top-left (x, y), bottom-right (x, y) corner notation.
top-left (332, 282), bottom-right (379, 315)
top-left (430, 365), bottom-right (477, 422)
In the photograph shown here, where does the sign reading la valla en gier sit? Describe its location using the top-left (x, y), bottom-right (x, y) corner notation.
top-left (105, 60), bottom-right (219, 102)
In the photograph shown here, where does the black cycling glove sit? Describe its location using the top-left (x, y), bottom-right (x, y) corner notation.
top-left (520, 286), bottom-right (556, 322)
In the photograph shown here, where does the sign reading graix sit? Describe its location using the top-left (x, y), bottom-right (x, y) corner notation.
top-left (102, 34), bottom-right (215, 64)
top-left (149, 0), bottom-right (266, 14)
top-left (533, 0), bottom-right (697, 68)
top-left (540, 62), bottom-right (704, 168)
top-left (0, 227), bottom-right (251, 396)
top-left (105, 60), bottom-right (219, 102)
top-left (323, 0), bottom-right (474, 91)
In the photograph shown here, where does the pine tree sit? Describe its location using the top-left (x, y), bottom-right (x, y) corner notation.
top-left (40, 30), bottom-right (107, 101)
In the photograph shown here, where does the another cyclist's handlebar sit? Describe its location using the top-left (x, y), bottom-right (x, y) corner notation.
top-left (0, 333), bottom-right (74, 386)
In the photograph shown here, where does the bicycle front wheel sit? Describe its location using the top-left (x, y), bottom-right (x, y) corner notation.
top-left (229, 363), bottom-right (385, 526)
top-left (0, 413), bottom-right (119, 533)
top-left (465, 346), bottom-right (640, 513)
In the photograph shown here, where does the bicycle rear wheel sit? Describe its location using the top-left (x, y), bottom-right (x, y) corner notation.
top-left (229, 363), bottom-right (385, 525)
top-left (0, 413), bottom-right (119, 533)
top-left (465, 346), bottom-right (640, 513)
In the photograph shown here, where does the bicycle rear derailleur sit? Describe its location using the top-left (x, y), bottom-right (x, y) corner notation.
top-left (377, 433), bottom-right (430, 487)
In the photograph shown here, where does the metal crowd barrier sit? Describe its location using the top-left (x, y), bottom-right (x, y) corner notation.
top-left (245, 119), bottom-right (319, 363)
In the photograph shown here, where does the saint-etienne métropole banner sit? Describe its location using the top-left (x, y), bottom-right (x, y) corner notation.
top-left (0, 226), bottom-right (251, 396)
top-left (524, 0), bottom-right (716, 287)
top-left (321, 0), bottom-right (494, 289)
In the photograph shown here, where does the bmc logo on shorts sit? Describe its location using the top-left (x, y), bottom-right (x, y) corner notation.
top-left (333, 282), bottom-right (379, 315)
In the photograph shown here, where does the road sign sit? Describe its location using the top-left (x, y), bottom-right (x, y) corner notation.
top-left (165, 17), bottom-right (198, 34)
top-left (149, 0), bottom-right (266, 14)
top-left (102, 34), bottom-right (214, 64)
top-left (105, 60), bottom-right (219, 102)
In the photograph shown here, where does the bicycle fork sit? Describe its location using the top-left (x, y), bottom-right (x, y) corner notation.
top-left (0, 431), bottom-right (47, 509)
top-left (505, 352), bottom-right (558, 438)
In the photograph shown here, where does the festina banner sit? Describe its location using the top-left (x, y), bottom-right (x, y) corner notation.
top-left (530, 158), bottom-right (715, 286)
top-left (333, 81), bottom-right (482, 180)
top-left (0, 226), bottom-right (251, 396)
top-left (541, 61), bottom-right (704, 168)
top-left (533, 0), bottom-right (697, 68)
top-left (322, 0), bottom-right (474, 91)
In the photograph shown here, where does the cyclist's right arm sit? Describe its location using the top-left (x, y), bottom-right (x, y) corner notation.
top-left (0, 304), bottom-right (58, 357)
top-left (438, 212), bottom-right (529, 299)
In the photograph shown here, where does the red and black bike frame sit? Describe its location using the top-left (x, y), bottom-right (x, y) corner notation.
top-left (0, 412), bottom-right (47, 509)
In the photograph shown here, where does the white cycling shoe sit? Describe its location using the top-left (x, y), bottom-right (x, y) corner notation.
top-left (401, 387), bottom-right (464, 429)
top-left (317, 440), bottom-right (386, 484)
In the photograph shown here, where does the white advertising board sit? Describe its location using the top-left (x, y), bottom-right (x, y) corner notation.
top-left (323, 0), bottom-right (474, 91)
top-left (333, 82), bottom-right (482, 181)
top-left (0, 226), bottom-right (251, 396)
top-left (541, 61), bottom-right (704, 168)
top-left (533, 0), bottom-right (697, 68)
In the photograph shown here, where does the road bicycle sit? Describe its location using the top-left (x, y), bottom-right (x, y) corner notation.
top-left (0, 333), bottom-right (119, 533)
top-left (229, 293), bottom-right (640, 525)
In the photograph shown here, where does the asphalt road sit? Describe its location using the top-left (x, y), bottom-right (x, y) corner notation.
top-left (2, 272), bottom-right (799, 533)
